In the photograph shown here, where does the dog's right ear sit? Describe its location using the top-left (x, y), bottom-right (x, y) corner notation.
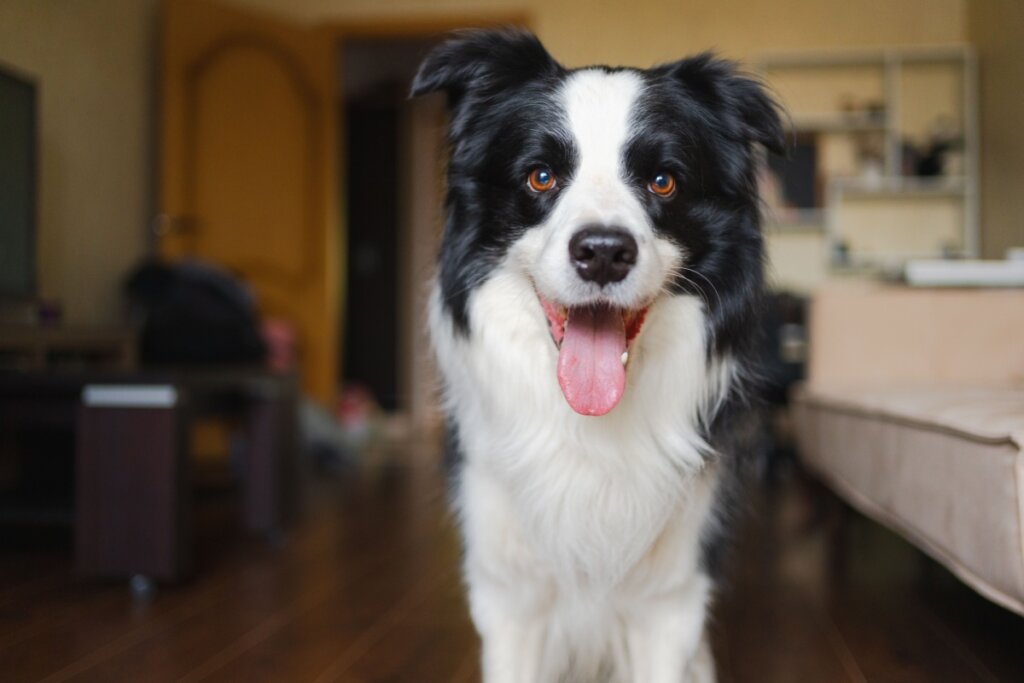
top-left (411, 28), bottom-right (560, 104)
top-left (661, 53), bottom-right (786, 155)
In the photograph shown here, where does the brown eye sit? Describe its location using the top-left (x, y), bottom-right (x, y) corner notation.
top-left (527, 167), bottom-right (556, 193)
top-left (648, 172), bottom-right (676, 197)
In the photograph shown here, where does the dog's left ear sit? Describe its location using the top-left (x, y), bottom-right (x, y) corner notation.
top-left (661, 53), bottom-right (785, 155)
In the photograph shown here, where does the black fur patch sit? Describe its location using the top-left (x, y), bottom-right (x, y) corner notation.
top-left (412, 30), bottom-right (573, 333)
top-left (626, 55), bottom-right (782, 360)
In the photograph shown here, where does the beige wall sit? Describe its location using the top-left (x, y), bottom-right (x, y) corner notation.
top-left (231, 0), bottom-right (965, 65)
top-left (968, 0), bottom-right (1024, 259)
top-left (0, 0), bottom-right (157, 324)
top-left (231, 0), bottom-right (968, 295)
top-left (0, 0), bottom-right (980, 326)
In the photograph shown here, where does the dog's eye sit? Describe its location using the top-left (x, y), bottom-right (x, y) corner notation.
top-left (648, 172), bottom-right (677, 198)
top-left (527, 167), bottom-right (557, 193)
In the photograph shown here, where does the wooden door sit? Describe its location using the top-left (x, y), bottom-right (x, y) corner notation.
top-left (159, 0), bottom-right (339, 404)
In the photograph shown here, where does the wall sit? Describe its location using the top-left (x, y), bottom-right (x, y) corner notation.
top-left (230, 0), bottom-right (965, 66)
top-left (0, 0), bottom-right (158, 324)
top-left (230, 0), bottom-right (970, 297)
top-left (968, 0), bottom-right (1024, 259)
top-left (0, 0), bottom-right (976, 326)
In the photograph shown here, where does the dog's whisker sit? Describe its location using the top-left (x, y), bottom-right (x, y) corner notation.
top-left (662, 263), bottom-right (713, 315)
top-left (675, 265), bottom-right (724, 314)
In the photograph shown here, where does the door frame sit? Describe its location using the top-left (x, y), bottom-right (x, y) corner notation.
top-left (327, 14), bottom-right (530, 433)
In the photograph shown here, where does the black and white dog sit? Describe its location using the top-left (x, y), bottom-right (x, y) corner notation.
top-left (412, 29), bottom-right (782, 683)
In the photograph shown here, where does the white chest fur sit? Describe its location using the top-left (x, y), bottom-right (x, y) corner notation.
top-left (431, 265), bottom-right (732, 587)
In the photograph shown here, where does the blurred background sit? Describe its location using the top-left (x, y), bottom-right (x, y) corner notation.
top-left (0, 1), bottom-right (1022, 681)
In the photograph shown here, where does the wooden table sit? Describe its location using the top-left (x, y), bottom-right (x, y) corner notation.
top-left (0, 368), bottom-right (300, 589)
top-left (0, 326), bottom-right (137, 371)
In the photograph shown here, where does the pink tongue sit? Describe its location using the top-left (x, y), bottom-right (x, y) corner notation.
top-left (557, 305), bottom-right (627, 416)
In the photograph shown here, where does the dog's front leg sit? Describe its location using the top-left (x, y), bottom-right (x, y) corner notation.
top-left (624, 575), bottom-right (714, 683)
top-left (685, 634), bottom-right (717, 683)
top-left (479, 614), bottom-right (548, 683)
top-left (469, 582), bottom-right (549, 683)
top-left (460, 467), bottom-right (556, 682)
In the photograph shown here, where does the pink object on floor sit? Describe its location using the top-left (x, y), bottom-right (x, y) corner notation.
top-left (262, 318), bottom-right (296, 372)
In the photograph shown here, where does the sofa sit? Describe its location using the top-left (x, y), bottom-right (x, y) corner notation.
top-left (793, 281), bottom-right (1024, 616)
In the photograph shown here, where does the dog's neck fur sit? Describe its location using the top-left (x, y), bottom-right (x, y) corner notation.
top-left (432, 258), bottom-right (733, 581)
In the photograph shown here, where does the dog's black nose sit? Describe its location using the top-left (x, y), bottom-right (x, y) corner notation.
top-left (569, 227), bottom-right (638, 286)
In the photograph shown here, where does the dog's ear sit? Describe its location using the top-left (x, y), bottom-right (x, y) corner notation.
top-left (661, 53), bottom-right (786, 155)
top-left (411, 28), bottom-right (560, 104)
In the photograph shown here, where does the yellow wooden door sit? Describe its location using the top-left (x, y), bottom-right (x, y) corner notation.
top-left (159, 0), bottom-right (340, 404)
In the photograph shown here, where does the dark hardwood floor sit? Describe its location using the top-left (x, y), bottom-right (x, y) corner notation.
top-left (2, 440), bottom-right (1023, 682)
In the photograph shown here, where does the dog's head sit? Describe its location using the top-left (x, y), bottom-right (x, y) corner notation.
top-left (414, 29), bottom-right (782, 416)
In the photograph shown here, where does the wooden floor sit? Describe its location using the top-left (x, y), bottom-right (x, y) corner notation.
top-left (2, 441), bottom-right (1023, 683)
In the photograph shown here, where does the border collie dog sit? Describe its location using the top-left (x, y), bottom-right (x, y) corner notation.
top-left (412, 29), bottom-right (782, 683)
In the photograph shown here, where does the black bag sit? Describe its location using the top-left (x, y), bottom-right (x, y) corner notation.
top-left (124, 260), bottom-right (267, 365)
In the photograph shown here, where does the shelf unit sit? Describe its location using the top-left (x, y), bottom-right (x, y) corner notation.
top-left (757, 45), bottom-right (979, 273)
top-left (830, 175), bottom-right (967, 198)
top-left (790, 113), bottom-right (887, 134)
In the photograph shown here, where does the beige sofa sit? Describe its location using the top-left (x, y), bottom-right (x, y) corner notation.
top-left (793, 281), bottom-right (1024, 616)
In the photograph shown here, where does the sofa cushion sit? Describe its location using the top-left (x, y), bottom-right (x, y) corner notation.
top-left (794, 384), bottom-right (1024, 616)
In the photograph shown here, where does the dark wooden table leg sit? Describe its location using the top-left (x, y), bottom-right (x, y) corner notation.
top-left (241, 379), bottom-right (299, 538)
top-left (75, 385), bottom-right (190, 583)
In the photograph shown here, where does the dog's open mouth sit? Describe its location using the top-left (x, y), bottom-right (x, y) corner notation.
top-left (538, 294), bottom-right (649, 417)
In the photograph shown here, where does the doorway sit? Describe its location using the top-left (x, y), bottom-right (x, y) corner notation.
top-left (337, 37), bottom-right (446, 432)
